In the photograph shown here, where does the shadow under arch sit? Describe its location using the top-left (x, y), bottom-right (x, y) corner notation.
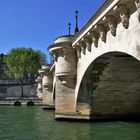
top-left (76, 52), bottom-right (140, 120)
top-left (14, 101), bottom-right (22, 106)
top-left (75, 50), bottom-right (140, 105)
top-left (27, 101), bottom-right (35, 106)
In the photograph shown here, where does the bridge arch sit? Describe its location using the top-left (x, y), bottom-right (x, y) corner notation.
top-left (27, 101), bottom-right (35, 106)
top-left (75, 16), bottom-right (140, 106)
top-left (76, 51), bottom-right (140, 119)
top-left (14, 101), bottom-right (22, 106)
top-left (75, 48), bottom-right (140, 105)
top-left (74, 4), bottom-right (140, 107)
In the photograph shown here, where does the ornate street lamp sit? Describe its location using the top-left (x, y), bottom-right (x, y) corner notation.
top-left (74, 10), bottom-right (79, 34)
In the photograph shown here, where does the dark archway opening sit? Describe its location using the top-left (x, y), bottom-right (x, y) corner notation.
top-left (14, 101), bottom-right (22, 106)
top-left (27, 101), bottom-right (35, 106)
top-left (76, 52), bottom-right (140, 121)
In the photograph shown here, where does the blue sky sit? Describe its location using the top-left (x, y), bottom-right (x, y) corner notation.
top-left (0, 0), bottom-right (104, 63)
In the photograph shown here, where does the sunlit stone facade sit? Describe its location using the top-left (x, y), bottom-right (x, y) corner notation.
top-left (38, 0), bottom-right (140, 120)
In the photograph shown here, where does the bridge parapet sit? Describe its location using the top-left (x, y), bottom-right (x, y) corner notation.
top-left (73, 0), bottom-right (137, 53)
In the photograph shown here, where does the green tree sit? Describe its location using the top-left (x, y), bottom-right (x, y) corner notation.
top-left (0, 54), bottom-right (8, 80)
top-left (6, 47), bottom-right (41, 97)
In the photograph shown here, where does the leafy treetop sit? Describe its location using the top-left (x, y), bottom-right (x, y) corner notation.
top-left (6, 47), bottom-right (41, 79)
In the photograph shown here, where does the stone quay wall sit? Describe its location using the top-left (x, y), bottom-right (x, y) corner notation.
top-left (0, 83), bottom-right (37, 98)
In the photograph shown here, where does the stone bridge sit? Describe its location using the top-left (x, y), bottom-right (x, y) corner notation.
top-left (39, 0), bottom-right (140, 120)
top-left (0, 97), bottom-right (42, 106)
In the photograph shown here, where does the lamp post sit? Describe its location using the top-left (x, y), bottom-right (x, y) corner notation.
top-left (74, 10), bottom-right (79, 34)
top-left (68, 22), bottom-right (71, 35)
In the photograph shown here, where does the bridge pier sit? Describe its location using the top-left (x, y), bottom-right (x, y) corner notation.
top-left (49, 35), bottom-right (77, 119)
top-left (38, 65), bottom-right (54, 108)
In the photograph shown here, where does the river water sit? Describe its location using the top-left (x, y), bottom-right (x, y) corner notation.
top-left (0, 106), bottom-right (140, 140)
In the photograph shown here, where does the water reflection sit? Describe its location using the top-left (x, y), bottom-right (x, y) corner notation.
top-left (0, 106), bottom-right (140, 140)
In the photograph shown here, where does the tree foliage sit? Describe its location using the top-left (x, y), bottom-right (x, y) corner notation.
top-left (6, 47), bottom-right (41, 79)
top-left (0, 54), bottom-right (8, 79)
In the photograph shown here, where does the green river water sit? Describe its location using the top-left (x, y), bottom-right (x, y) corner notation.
top-left (0, 106), bottom-right (140, 140)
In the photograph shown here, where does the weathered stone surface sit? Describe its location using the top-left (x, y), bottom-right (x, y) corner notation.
top-left (73, 1), bottom-right (140, 111)
top-left (42, 0), bottom-right (140, 120)
top-left (38, 65), bottom-right (54, 106)
top-left (0, 84), bottom-right (36, 97)
top-left (48, 36), bottom-right (77, 118)
top-left (77, 53), bottom-right (140, 119)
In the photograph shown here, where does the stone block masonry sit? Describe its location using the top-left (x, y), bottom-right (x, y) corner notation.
top-left (38, 0), bottom-right (140, 120)
top-left (0, 83), bottom-right (37, 98)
